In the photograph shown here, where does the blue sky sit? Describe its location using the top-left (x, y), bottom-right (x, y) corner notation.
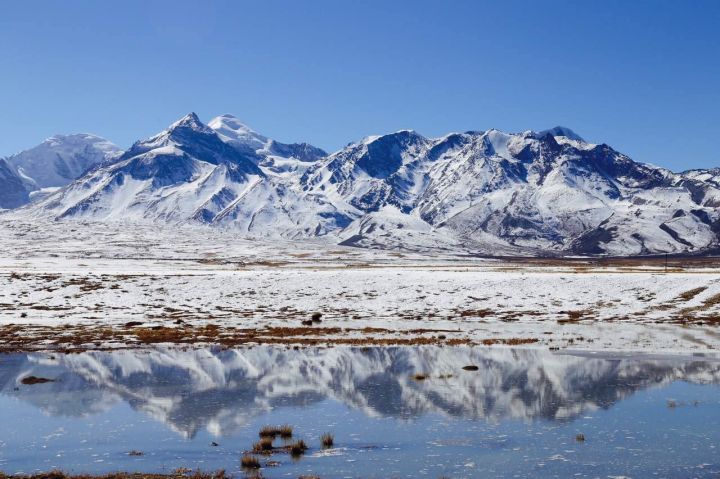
top-left (1, 0), bottom-right (718, 171)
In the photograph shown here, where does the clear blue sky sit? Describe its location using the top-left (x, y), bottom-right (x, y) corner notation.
top-left (1, 0), bottom-right (718, 171)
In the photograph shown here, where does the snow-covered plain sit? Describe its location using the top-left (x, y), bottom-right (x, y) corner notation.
top-left (1, 219), bottom-right (719, 354)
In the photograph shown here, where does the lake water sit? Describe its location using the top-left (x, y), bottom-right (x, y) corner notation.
top-left (0, 346), bottom-right (719, 478)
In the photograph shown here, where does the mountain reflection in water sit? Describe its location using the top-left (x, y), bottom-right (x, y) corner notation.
top-left (0, 346), bottom-right (718, 439)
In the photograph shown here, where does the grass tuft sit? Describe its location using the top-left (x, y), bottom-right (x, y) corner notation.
top-left (289, 439), bottom-right (308, 457)
top-left (240, 454), bottom-right (261, 469)
top-left (252, 437), bottom-right (274, 453)
top-left (259, 424), bottom-right (293, 439)
top-left (321, 432), bottom-right (334, 448)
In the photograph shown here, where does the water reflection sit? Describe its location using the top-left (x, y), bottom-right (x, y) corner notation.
top-left (0, 347), bottom-right (718, 439)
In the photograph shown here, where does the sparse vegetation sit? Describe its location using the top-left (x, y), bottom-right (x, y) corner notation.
top-left (127, 450), bottom-right (144, 456)
top-left (240, 454), bottom-right (261, 469)
top-left (252, 437), bottom-right (273, 453)
top-left (258, 424), bottom-right (293, 439)
top-left (289, 439), bottom-right (308, 457)
top-left (259, 425), bottom-right (278, 438)
top-left (412, 373), bottom-right (428, 381)
top-left (461, 365), bottom-right (479, 371)
top-left (321, 432), bottom-right (334, 448)
top-left (678, 287), bottom-right (708, 302)
top-left (575, 433), bottom-right (585, 442)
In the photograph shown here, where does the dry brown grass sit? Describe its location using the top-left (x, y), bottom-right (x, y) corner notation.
top-left (481, 338), bottom-right (539, 346)
top-left (278, 424), bottom-right (293, 438)
top-left (0, 323), bottom-right (481, 353)
top-left (288, 439), bottom-right (308, 457)
top-left (240, 454), bottom-right (261, 469)
top-left (252, 437), bottom-right (274, 453)
top-left (321, 432), bottom-right (334, 448)
top-left (677, 287), bottom-right (708, 302)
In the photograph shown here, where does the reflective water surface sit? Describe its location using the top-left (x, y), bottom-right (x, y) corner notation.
top-left (0, 346), bottom-right (719, 478)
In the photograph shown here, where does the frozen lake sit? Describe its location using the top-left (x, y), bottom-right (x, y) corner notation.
top-left (1, 346), bottom-right (719, 478)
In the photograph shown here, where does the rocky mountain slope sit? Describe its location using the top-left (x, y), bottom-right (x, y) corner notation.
top-left (6, 113), bottom-right (720, 255)
top-left (0, 158), bottom-right (31, 209)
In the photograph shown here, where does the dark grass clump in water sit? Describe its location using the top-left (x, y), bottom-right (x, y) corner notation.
top-left (321, 433), bottom-right (334, 448)
top-left (240, 454), bottom-right (261, 469)
top-left (252, 437), bottom-right (274, 454)
top-left (279, 424), bottom-right (293, 438)
top-left (575, 433), bottom-right (585, 442)
top-left (289, 439), bottom-right (308, 457)
top-left (259, 424), bottom-right (293, 439)
top-left (258, 425), bottom-right (277, 438)
top-left (462, 365), bottom-right (479, 371)
top-left (412, 373), bottom-right (428, 381)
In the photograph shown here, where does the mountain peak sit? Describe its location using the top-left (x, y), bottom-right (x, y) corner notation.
top-left (208, 114), bottom-right (268, 150)
top-left (539, 126), bottom-right (585, 142)
top-left (168, 112), bottom-right (208, 132)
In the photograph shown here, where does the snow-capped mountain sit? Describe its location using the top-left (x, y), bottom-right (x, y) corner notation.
top-left (304, 127), bottom-right (720, 255)
top-left (0, 158), bottom-right (31, 209)
top-left (9, 113), bottom-right (720, 255)
top-left (208, 113), bottom-right (327, 174)
top-left (4, 133), bottom-right (120, 192)
top-left (25, 113), bottom-right (348, 236)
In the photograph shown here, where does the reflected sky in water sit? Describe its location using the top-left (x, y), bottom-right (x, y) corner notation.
top-left (0, 346), bottom-right (719, 478)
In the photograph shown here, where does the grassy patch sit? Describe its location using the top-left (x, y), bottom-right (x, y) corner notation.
top-left (240, 454), bottom-right (261, 469)
top-left (321, 433), bottom-right (334, 448)
top-left (677, 287), bottom-right (708, 302)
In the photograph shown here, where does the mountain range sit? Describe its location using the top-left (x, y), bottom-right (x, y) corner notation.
top-left (3, 113), bottom-right (720, 256)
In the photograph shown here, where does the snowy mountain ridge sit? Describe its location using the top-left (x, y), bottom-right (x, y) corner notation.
top-left (5, 113), bottom-right (720, 256)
